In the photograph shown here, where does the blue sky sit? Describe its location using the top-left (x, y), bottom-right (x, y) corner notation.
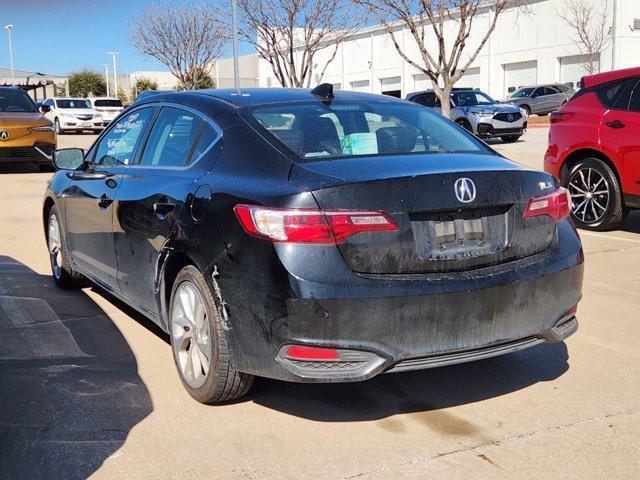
top-left (0, 0), bottom-right (242, 75)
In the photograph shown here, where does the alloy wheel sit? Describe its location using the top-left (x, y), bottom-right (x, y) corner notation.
top-left (568, 167), bottom-right (610, 224)
top-left (48, 212), bottom-right (62, 279)
top-left (171, 281), bottom-right (211, 389)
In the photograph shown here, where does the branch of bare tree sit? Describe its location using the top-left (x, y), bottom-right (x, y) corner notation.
top-left (558, 0), bottom-right (610, 75)
top-left (127, 1), bottom-right (229, 90)
top-left (355, 0), bottom-right (529, 118)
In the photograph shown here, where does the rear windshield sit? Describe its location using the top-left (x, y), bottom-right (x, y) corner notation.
top-left (94, 99), bottom-right (123, 107)
top-left (57, 99), bottom-right (91, 109)
top-left (247, 100), bottom-right (488, 161)
top-left (0, 90), bottom-right (37, 113)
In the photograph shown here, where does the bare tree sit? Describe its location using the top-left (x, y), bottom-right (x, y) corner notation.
top-left (235, 0), bottom-right (364, 88)
top-left (356, 0), bottom-right (527, 118)
top-left (559, 0), bottom-right (610, 75)
top-left (127, 1), bottom-right (228, 90)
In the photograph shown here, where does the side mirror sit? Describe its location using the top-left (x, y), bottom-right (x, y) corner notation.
top-left (40, 105), bottom-right (51, 114)
top-left (52, 148), bottom-right (86, 171)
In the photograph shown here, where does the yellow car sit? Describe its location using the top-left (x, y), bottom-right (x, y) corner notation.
top-left (0, 86), bottom-right (56, 170)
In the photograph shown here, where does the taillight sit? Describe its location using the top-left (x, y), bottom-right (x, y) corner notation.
top-left (234, 204), bottom-right (398, 244)
top-left (550, 112), bottom-right (574, 124)
top-left (523, 187), bottom-right (572, 222)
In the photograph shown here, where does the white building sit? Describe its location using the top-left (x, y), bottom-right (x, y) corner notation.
top-left (257, 0), bottom-right (640, 98)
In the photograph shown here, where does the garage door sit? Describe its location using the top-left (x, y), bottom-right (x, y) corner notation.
top-left (412, 68), bottom-right (480, 93)
top-left (350, 80), bottom-right (370, 92)
top-left (560, 54), bottom-right (599, 89)
top-left (504, 60), bottom-right (537, 95)
top-left (455, 67), bottom-right (481, 88)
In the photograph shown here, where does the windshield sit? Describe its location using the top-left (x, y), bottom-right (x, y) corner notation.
top-left (452, 91), bottom-right (495, 106)
top-left (509, 88), bottom-right (535, 98)
top-left (247, 100), bottom-right (489, 161)
top-left (57, 99), bottom-right (91, 109)
top-left (94, 99), bottom-right (123, 107)
top-left (0, 90), bottom-right (37, 113)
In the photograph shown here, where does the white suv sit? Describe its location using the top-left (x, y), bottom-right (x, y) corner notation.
top-left (41, 97), bottom-right (104, 134)
top-left (86, 97), bottom-right (124, 125)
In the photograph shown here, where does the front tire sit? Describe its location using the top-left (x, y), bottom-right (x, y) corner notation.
top-left (501, 135), bottom-right (522, 143)
top-left (521, 105), bottom-right (531, 116)
top-left (169, 265), bottom-right (253, 404)
top-left (566, 158), bottom-right (624, 231)
top-left (456, 118), bottom-right (473, 133)
top-left (47, 205), bottom-right (85, 289)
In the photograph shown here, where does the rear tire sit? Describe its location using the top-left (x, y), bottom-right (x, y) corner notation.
top-left (565, 158), bottom-right (624, 231)
top-left (47, 205), bottom-right (86, 289)
top-left (169, 265), bottom-right (253, 404)
top-left (501, 135), bottom-right (522, 143)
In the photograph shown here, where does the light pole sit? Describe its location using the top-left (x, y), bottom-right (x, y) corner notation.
top-left (4, 25), bottom-right (15, 85)
top-left (107, 51), bottom-right (119, 97)
top-left (102, 63), bottom-right (110, 97)
top-left (231, 0), bottom-right (240, 92)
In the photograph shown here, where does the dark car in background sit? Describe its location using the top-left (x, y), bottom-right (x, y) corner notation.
top-left (43, 86), bottom-right (583, 403)
top-left (499, 84), bottom-right (574, 116)
top-left (545, 67), bottom-right (640, 230)
top-left (406, 89), bottom-right (527, 142)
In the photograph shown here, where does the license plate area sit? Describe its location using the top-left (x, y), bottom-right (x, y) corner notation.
top-left (410, 205), bottom-right (512, 261)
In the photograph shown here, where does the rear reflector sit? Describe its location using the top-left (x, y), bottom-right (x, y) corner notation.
top-left (523, 187), bottom-right (572, 222)
top-left (285, 345), bottom-right (340, 361)
top-left (234, 204), bottom-right (398, 244)
top-left (550, 112), bottom-right (575, 124)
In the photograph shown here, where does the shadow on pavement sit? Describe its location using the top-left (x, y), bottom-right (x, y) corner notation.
top-left (251, 342), bottom-right (568, 422)
top-left (0, 256), bottom-right (152, 480)
top-left (619, 210), bottom-right (640, 234)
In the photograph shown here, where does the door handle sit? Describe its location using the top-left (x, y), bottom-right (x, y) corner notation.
top-left (98, 193), bottom-right (113, 210)
top-left (153, 201), bottom-right (176, 218)
top-left (67, 171), bottom-right (112, 180)
top-left (605, 120), bottom-right (626, 129)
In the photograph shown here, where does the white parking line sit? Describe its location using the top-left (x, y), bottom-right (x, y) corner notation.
top-left (580, 230), bottom-right (640, 244)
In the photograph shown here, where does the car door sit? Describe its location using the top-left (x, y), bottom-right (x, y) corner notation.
top-left (63, 106), bottom-right (156, 289)
top-left (529, 88), bottom-right (546, 114)
top-left (546, 86), bottom-right (564, 111)
top-left (114, 105), bottom-right (221, 316)
top-left (600, 77), bottom-right (640, 197)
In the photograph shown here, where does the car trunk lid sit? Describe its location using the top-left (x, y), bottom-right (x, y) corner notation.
top-left (290, 154), bottom-right (559, 274)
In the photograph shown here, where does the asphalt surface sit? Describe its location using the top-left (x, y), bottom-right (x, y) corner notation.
top-left (1, 129), bottom-right (639, 479)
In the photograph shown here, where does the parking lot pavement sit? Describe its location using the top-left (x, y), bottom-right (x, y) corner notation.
top-left (0, 131), bottom-right (639, 479)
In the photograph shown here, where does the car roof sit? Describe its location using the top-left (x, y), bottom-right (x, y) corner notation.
top-left (581, 67), bottom-right (640, 89)
top-left (193, 88), bottom-right (406, 108)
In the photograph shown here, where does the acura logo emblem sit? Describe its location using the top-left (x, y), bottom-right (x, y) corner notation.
top-left (454, 178), bottom-right (476, 203)
top-left (0, 130), bottom-right (9, 141)
top-left (507, 113), bottom-right (515, 122)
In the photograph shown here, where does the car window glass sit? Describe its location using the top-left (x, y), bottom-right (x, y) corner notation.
top-left (93, 108), bottom-right (154, 166)
top-left (250, 100), bottom-right (486, 161)
top-left (57, 99), bottom-right (91, 109)
top-left (139, 107), bottom-right (203, 167)
top-left (598, 78), bottom-right (636, 109)
top-left (628, 80), bottom-right (640, 112)
top-left (0, 90), bottom-right (37, 113)
top-left (546, 86), bottom-right (560, 95)
top-left (189, 123), bottom-right (220, 163)
top-left (451, 91), bottom-right (494, 106)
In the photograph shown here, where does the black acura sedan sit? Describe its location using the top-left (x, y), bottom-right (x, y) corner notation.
top-left (43, 86), bottom-right (583, 403)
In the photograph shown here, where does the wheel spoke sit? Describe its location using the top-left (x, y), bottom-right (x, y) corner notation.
top-left (569, 182), bottom-right (586, 194)
top-left (179, 287), bottom-right (194, 322)
top-left (593, 198), bottom-right (607, 212)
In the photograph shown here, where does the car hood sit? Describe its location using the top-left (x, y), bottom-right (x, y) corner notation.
top-left (496, 97), bottom-right (523, 104)
top-left (459, 103), bottom-right (522, 114)
top-left (0, 112), bottom-right (48, 127)
top-left (58, 109), bottom-right (95, 115)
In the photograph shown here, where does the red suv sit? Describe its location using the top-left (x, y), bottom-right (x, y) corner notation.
top-left (545, 67), bottom-right (640, 230)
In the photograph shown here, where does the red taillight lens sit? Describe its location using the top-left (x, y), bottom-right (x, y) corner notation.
top-left (550, 112), bottom-right (574, 124)
top-left (523, 187), bottom-right (572, 222)
top-left (285, 345), bottom-right (340, 361)
top-left (234, 204), bottom-right (398, 244)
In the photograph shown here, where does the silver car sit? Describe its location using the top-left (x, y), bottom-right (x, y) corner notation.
top-left (497, 84), bottom-right (574, 116)
top-left (406, 89), bottom-right (527, 143)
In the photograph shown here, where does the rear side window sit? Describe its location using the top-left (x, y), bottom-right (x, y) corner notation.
top-left (248, 100), bottom-right (487, 161)
top-left (139, 107), bottom-right (203, 167)
top-left (628, 80), bottom-right (640, 112)
top-left (190, 123), bottom-right (220, 162)
top-left (596, 78), bottom-right (636, 109)
top-left (412, 92), bottom-right (440, 108)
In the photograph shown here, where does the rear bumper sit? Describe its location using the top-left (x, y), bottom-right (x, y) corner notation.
top-left (222, 221), bottom-right (584, 383)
